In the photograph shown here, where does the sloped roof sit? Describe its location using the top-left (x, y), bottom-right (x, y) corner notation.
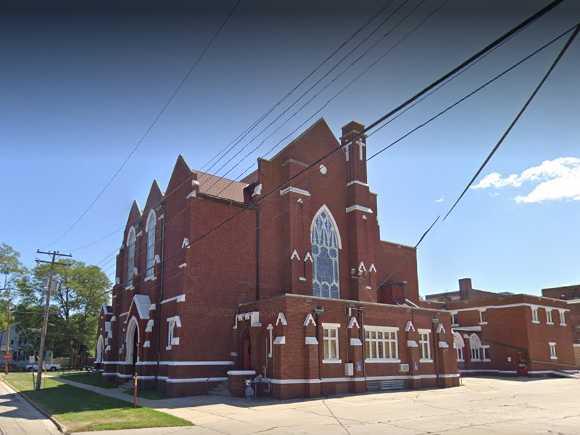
top-left (195, 170), bottom-right (248, 203)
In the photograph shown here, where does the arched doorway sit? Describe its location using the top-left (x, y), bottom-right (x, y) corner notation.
top-left (125, 317), bottom-right (140, 369)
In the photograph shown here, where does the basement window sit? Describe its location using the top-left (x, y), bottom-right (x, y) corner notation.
top-left (549, 342), bottom-right (557, 360)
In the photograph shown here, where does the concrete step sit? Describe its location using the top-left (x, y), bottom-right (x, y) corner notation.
top-left (208, 381), bottom-right (231, 397)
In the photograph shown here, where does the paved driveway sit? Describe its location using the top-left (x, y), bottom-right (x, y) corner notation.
top-left (76, 377), bottom-right (580, 435)
top-left (0, 381), bottom-right (59, 435)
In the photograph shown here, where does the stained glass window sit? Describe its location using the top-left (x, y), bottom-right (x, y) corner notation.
top-left (311, 208), bottom-right (340, 299)
top-left (126, 228), bottom-right (136, 287)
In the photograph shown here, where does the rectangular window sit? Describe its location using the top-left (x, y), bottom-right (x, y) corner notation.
top-left (451, 312), bottom-right (458, 326)
top-left (419, 330), bottom-right (432, 362)
top-left (549, 342), bottom-right (557, 360)
top-left (531, 306), bottom-right (540, 323)
top-left (546, 309), bottom-right (553, 325)
top-left (364, 326), bottom-right (399, 362)
top-left (559, 310), bottom-right (566, 326)
top-left (479, 310), bottom-right (487, 324)
top-left (322, 324), bottom-right (341, 363)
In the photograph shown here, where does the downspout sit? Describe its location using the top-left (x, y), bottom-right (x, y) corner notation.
top-left (255, 204), bottom-right (260, 301)
top-left (155, 203), bottom-right (166, 380)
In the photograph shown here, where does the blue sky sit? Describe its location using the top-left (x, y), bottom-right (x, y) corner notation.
top-left (1, 0), bottom-right (579, 296)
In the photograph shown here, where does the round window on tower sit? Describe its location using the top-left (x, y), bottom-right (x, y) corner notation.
top-left (319, 164), bottom-right (328, 175)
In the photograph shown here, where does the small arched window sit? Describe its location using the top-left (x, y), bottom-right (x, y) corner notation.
top-left (145, 210), bottom-right (156, 278)
top-left (469, 333), bottom-right (482, 361)
top-left (126, 227), bottom-right (136, 287)
top-left (311, 206), bottom-right (341, 299)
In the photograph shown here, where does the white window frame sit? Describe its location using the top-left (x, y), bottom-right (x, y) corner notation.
top-left (545, 308), bottom-right (553, 325)
top-left (322, 323), bottom-right (341, 363)
top-left (456, 346), bottom-right (464, 362)
top-left (478, 309), bottom-right (488, 325)
top-left (549, 342), bottom-right (557, 360)
top-left (451, 311), bottom-right (458, 326)
top-left (166, 316), bottom-right (181, 350)
top-left (364, 326), bottom-right (400, 363)
top-left (469, 334), bottom-right (483, 361)
top-left (559, 309), bottom-right (566, 326)
top-left (145, 209), bottom-right (156, 279)
top-left (531, 306), bottom-right (540, 324)
top-left (266, 324), bottom-right (273, 358)
top-left (418, 329), bottom-right (432, 363)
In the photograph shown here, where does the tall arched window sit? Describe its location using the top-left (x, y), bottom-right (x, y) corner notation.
top-left (145, 210), bottom-right (156, 278)
top-left (126, 227), bottom-right (136, 287)
top-left (311, 206), bottom-right (341, 299)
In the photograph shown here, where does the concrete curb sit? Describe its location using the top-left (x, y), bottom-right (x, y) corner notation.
top-left (0, 378), bottom-right (68, 434)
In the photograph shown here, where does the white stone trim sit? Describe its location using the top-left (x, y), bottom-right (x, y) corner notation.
top-left (280, 187), bottom-right (311, 197)
top-left (304, 313), bottom-right (316, 327)
top-left (346, 205), bottom-right (373, 214)
top-left (364, 325), bottom-right (399, 332)
top-left (452, 303), bottom-right (569, 313)
top-left (350, 338), bottom-right (362, 346)
top-left (305, 336), bottom-right (318, 345)
top-left (407, 340), bottom-right (418, 348)
top-left (160, 294), bottom-right (186, 305)
top-left (364, 358), bottom-right (401, 364)
top-left (178, 263), bottom-right (187, 269)
top-left (276, 312), bottom-right (288, 326)
top-left (347, 316), bottom-right (360, 329)
top-left (322, 359), bottom-right (342, 364)
top-left (322, 322), bottom-right (341, 328)
top-left (290, 249), bottom-right (301, 261)
top-left (404, 321), bottom-right (416, 332)
top-left (346, 180), bottom-right (369, 187)
top-left (227, 370), bottom-right (256, 376)
top-left (273, 336), bottom-right (286, 345)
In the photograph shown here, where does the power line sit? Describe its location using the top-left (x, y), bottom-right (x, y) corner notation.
top-left (176, 0), bottom-right (563, 254)
top-left (199, 0), bottom-right (413, 189)
top-left (48, 0), bottom-right (242, 247)
top-left (443, 24), bottom-right (579, 221)
top-left (197, 0), bottom-right (398, 179)
top-left (210, 0), bottom-right (446, 197)
top-left (367, 23), bottom-right (578, 161)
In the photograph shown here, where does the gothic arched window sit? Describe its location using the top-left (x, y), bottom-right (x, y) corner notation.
top-left (145, 210), bottom-right (156, 278)
top-left (311, 206), bottom-right (341, 299)
top-left (126, 227), bottom-right (136, 287)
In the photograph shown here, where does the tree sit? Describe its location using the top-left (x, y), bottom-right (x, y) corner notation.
top-left (14, 260), bottom-right (110, 364)
top-left (0, 243), bottom-right (25, 332)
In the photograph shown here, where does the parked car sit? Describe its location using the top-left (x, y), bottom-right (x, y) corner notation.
top-left (25, 362), bottom-right (61, 372)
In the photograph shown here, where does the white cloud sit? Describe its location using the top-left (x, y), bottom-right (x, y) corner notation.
top-left (471, 157), bottom-right (580, 204)
top-left (435, 196), bottom-right (445, 203)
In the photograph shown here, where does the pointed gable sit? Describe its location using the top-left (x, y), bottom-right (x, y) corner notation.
top-left (271, 118), bottom-right (340, 166)
top-left (143, 180), bottom-right (164, 213)
top-left (167, 154), bottom-right (193, 193)
top-left (125, 200), bottom-right (142, 232)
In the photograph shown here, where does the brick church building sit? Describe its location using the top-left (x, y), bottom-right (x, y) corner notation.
top-left (542, 284), bottom-right (580, 367)
top-left (96, 119), bottom-right (459, 398)
top-left (427, 278), bottom-right (577, 376)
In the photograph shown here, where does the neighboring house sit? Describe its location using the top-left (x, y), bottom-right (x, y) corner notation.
top-left (0, 324), bottom-right (30, 363)
top-left (427, 278), bottom-right (576, 376)
top-left (97, 119), bottom-right (459, 399)
top-left (542, 284), bottom-right (580, 367)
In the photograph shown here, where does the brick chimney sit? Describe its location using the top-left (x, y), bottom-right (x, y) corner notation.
top-left (459, 278), bottom-right (472, 300)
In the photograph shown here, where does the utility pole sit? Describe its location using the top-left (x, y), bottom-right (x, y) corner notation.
top-left (34, 249), bottom-right (71, 391)
top-left (2, 273), bottom-right (11, 375)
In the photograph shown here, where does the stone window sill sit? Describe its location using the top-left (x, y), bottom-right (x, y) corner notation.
top-left (322, 359), bottom-right (342, 364)
top-left (365, 359), bottom-right (401, 364)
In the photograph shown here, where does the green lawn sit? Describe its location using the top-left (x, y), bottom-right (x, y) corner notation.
top-left (57, 371), bottom-right (116, 389)
top-left (3, 373), bottom-right (192, 432)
